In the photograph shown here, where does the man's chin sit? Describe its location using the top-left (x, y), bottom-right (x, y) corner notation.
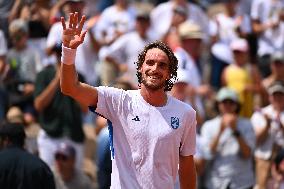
top-left (142, 81), bottom-right (164, 91)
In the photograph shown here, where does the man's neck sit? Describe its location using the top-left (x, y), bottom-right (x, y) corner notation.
top-left (140, 85), bottom-right (168, 107)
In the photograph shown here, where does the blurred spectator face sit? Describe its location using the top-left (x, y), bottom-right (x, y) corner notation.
top-left (9, 19), bottom-right (29, 49)
top-left (55, 153), bottom-right (75, 174)
top-left (218, 99), bottom-right (238, 114)
top-left (173, 0), bottom-right (187, 4)
top-left (10, 31), bottom-right (28, 49)
top-left (183, 38), bottom-right (202, 59)
top-left (225, 0), bottom-right (239, 14)
top-left (271, 60), bottom-right (284, 76)
top-left (64, 1), bottom-right (85, 16)
top-left (270, 92), bottom-right (284, 111)
top-left (135, 17), bottom-right (150, 37)
top-left (233, 50), bottom-right (248, 66)
top-left (178, 21), bottom-right (203, 60)
top-left (115, 0), bottom-right (128, 6)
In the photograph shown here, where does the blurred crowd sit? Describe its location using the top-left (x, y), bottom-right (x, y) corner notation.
top-left (0, 0), bottom-right (284, 189)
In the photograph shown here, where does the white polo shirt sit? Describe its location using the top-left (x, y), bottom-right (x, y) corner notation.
top-left (93, 86), bottom-right (196, 189)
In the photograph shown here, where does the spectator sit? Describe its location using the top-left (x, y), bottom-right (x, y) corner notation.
top-left (151, 0), bottom-right (209, 42)
top-left (95, 0), bottom-right (137, 86)
top-left (19, 0), bottom-right (52, 35)
top-left (0, 121), bottom-right (55, 189)
top-left (263, 52), bottom-right (284, 90)
top-left (52, 142), bottom-right (94, 189)
top-left (163, 5), bottom-right (188, 49)
top-left (251, 80), bottom-right (284, 189)
top-left (46, 0), bottom-right (100, 85)
top-left (201, 87), bottom-right (255, 189)
top-left (34, 43), bottom-right (86, 169)
top-left (251, 0), bottom-right (284, 78)
top-left (6, 106), bottom-right (40, 155)
top-left (209, 0), bottom-right (251, 89)
top-left (6, 19), bottom-right (42, 124)
top-left (222, 38), bottom-right (262, 117)
top-left (102, 8), bottom-right (156, 87)
top-left (174, 21), bottom-right (213, 122)
top-left (262, 52), bottom-right (284, 105)
top-left (94, 0), bottom-right (136, 46)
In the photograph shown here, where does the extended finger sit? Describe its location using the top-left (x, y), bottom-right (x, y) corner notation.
top-left (79, 30), bottom-right (87, 42)
top-left (74, 12), bottom-right (79, 28)
top-left (78, 15), bottom-right (86, 34)
top-left (61, 17), bottom-right (66, 30)
top-left (68, 13), bottom-right (73, 28)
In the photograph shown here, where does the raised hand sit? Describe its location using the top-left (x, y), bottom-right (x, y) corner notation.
top-left (61, 12), bottom-right (87, 49)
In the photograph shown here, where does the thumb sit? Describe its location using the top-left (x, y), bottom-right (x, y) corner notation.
top-left (79, 30), bottom-right (87, 43)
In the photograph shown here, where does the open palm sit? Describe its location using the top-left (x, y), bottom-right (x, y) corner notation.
top-left (61, 12), bottom-right (87, 49)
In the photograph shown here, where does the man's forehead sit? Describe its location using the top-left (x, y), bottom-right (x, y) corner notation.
top-left (145, 48), bottom-right (169, 62)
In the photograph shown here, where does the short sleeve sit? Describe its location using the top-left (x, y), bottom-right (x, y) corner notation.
top-left (179, 109), bottom-right (196, 156)
top-left (251, 111), bottom-right (267, 132)
top-left (94, 86), bottom-right (126, 122)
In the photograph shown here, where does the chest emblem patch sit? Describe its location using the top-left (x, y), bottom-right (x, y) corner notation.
top-left (171, 117), bottom-right (180, 129)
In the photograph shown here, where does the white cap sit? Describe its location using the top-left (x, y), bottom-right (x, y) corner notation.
top-left (230, 38), bottom-right (249, 52)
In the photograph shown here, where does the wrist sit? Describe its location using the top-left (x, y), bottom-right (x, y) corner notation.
top-left (61, 45), bottom-right (77, 65)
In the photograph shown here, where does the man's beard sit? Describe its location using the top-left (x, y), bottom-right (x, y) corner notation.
top-left (141, 77), bottom-right (166, 91)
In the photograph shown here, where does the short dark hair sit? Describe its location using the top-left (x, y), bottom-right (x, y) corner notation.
top-left (135, 41), bottom-right (178, 91)
top-left (0, 121), bottom-right (26, 147)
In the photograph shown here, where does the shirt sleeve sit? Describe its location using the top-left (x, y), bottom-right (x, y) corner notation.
top-left (179, 109), bottom-right (196, 156)
top-left (95, 86), bottom-right (126, 122)
top-left (251, 111), bottom-right (267, 132)
top-left (251, 0), bottom-right (261, 20)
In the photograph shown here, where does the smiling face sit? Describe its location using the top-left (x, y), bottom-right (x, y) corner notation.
top-left (136, 41), bottom-right (178, 91)
top-left (139, 48), bottom-right (170, 91)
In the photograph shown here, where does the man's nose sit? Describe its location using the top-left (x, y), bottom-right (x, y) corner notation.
top-left (151, 63), bottom-right (159, 71)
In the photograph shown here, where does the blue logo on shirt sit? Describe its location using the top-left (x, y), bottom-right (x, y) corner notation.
top-left (171, 117), bottom-right (179, 129)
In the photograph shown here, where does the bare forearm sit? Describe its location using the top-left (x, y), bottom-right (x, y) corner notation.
top-left (179, 156), bottom-right (197, 189)
top-left (179, 170), bottom-right (196, 189)
top-left (34, 77), bottom-right (59, 112)
top-left (9, 0), bottom-right (22, 22)
top-left (60, 63), bottom-right (79, 95)
top-left (60, 63), bottom-right (98, 107)
top-left (252, 21), bottom-right (271, 35)
top-left (210, 130), bottom-right (222, 154)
